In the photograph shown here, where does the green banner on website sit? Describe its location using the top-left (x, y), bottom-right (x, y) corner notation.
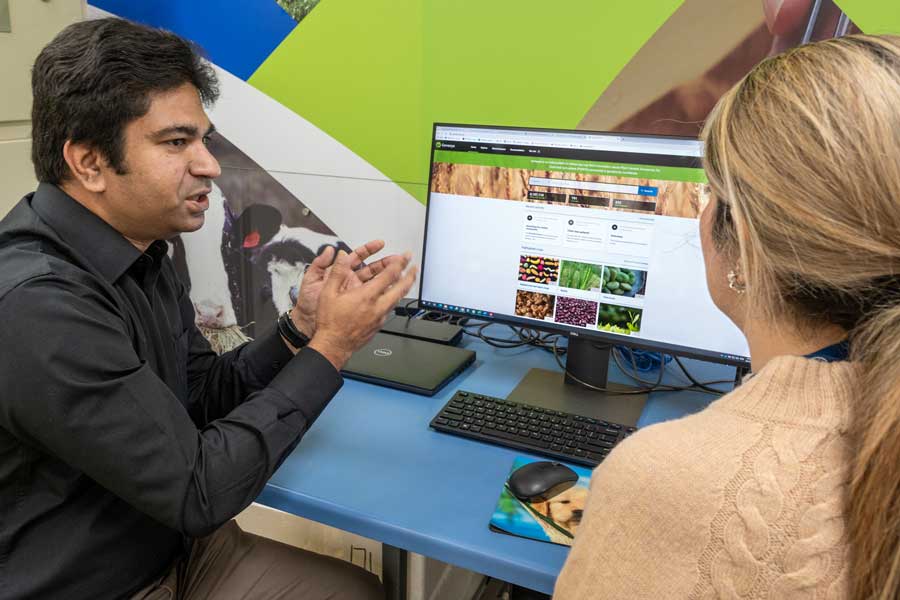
top-left (432, 150), bottom-right (707, 183)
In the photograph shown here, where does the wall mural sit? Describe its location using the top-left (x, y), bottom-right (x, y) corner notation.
top-left (87, 0), bottom-right (896, 352)
top-left (583, 0), bottom-right (862, 136)
top-left (170, 132), bottom-right (349, 352)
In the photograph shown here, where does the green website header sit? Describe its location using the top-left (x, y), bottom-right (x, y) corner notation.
top-left (432, 150), bottom-right (708, 184)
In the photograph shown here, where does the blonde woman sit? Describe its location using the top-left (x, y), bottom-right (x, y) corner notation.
top-left (554, 34), bottom-right (900, 600)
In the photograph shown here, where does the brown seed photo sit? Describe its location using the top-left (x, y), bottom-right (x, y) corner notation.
top-left (515, 290), bottom-right (556, 320)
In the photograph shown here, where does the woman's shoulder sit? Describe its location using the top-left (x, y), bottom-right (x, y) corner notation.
top-left (595, 403), bottom-right (764, 495)
top-left (598, 355), bottom-right (856, 493)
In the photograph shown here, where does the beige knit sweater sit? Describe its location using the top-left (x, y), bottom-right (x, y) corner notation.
top-left (553, 355), bottom-right (853, 599)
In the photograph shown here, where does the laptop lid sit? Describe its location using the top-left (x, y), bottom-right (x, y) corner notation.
top-left (341, 333), bottom-right (476, 396)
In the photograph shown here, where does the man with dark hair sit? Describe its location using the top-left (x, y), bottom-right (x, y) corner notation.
top-left (0, 17), bottom-right (414, 599)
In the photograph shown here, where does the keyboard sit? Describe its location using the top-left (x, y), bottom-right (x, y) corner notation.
top-left (430, 390), bottom-right (637, 468)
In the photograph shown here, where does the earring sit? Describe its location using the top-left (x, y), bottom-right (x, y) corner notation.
top-left (727, 269), bottom-right (746, 294)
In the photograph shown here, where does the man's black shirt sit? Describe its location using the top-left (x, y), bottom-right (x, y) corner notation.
top-left (0, 184), bottom-right (343, 599)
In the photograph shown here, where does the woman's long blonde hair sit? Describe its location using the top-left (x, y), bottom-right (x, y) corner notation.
top-left (702, 34), bottom-right (900, 599)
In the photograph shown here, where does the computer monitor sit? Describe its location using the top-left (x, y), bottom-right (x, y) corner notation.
top-left (419, 123), bottom-right (750, 425)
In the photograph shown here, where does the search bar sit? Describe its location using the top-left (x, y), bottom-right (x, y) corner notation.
top-left (528, 177), bottom-right (658, 197)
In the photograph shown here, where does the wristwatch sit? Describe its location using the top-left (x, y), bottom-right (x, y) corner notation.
top-left (277, 311), bottom-right (311, 348)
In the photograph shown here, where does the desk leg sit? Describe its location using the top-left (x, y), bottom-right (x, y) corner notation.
top-left (382, 544), bottom-right (407, 600)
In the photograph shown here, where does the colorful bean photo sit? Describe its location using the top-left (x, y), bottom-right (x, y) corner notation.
top-left (518, 255), bottom-right (560, 285)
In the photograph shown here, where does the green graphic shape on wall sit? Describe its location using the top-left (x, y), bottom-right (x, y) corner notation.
top-left (837, 0), bottom-right (900, 33)
top-left (250, 0), bottom-right (682, 204)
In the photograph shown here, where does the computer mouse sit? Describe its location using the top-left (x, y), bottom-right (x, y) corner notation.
top-left (506, 461), bottom-right (579, 503)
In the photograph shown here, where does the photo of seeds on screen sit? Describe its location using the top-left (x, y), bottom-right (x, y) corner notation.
top-left (554, 297), bottom-right (599, 327)
top-left (515, 290), bottom-right (557, 320)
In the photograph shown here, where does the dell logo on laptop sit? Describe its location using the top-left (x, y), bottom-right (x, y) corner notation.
top-left (373, 348), bottom-right (393, 357)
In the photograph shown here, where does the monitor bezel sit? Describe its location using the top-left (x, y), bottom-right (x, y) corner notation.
top-left (419, 121), bottom-right (751, 368)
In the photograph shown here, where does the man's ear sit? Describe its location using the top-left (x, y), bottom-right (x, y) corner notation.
top-left (62, 140), bottom-right (108, 193)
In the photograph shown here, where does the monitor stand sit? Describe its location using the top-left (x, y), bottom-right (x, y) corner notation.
top-left (505, 335), bottom-right (647, 427)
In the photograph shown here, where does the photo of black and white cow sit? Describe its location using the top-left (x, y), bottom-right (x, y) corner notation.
top-left (170, 133), bottom-right (350, 351)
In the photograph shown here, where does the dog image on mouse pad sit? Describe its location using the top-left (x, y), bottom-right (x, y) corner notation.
top-left (489, 456), bottom-right (592, 546)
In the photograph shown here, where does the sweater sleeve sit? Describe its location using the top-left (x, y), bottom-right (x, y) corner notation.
top-left (552, 426), bottom-right (729, 599)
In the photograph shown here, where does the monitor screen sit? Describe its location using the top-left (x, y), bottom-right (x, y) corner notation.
top-left (420, 123), bottom-right (750, 366)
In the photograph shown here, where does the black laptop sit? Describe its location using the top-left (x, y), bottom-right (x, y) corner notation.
top-left (341, 333), bottom-right (476, 396)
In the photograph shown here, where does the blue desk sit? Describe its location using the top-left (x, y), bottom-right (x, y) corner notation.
top-left (257, 331), bottom-right (735, 596)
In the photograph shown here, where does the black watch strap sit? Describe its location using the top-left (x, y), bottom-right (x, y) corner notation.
top-left (277, 312), bottom-right (311, 348)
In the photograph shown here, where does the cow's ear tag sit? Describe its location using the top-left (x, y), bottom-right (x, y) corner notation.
top-left (243, 230), bottom-right (261, 249)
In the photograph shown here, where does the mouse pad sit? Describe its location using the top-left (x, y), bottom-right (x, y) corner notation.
top-left (489, 456), bottom-right (592, 547)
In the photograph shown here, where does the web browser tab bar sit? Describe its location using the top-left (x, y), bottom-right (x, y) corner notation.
top-left (435, 126), bottom-right (702, 157)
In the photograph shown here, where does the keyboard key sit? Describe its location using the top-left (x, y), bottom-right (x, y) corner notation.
top-left (482, 427), bottom-right (550, 449)
top-left (587, 440), bottom-right (614, 451)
